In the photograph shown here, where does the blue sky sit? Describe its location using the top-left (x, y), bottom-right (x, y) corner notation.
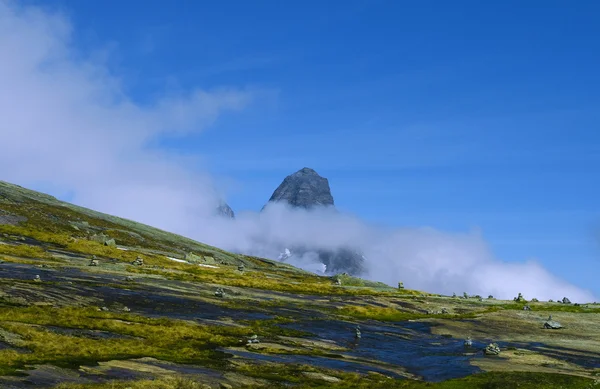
top-left (25, 0), bottom-right (600, 294)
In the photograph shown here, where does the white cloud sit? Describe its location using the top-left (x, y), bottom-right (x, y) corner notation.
top-left (0, 0), bottom-right (595, 303)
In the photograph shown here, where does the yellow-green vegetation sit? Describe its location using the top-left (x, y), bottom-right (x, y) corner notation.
top-left (0, 242), bottom-right (51, 259)
top-left (0, 306), bottom-right (254, 375)
top-left (51, 369), bottom-right (598, 389)
top-left (337, 305), bottom-right (427, 321)
top-left (494, 302), bottom-right (600, 314)
top-left (233, 363), bottom-right (598, 389)
top-left (336, 304), bottom-right (490, 321)
top-left (55, 376), bottom-right (211, 389)
top-left (55, 376), bottom-right (210, 389)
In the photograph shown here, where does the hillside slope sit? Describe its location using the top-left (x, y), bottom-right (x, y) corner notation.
top-left (0, 181), bottom-right (598, 389)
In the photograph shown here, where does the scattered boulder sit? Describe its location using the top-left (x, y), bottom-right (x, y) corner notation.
top-left (544, 315), bottom-right (563, 329)
top-left (523, 305), bottom-right (531, 311)
top-left (238, 264), bottom-right (245, 272)
top-left (488, 295), bottom-right (494, 299)
top-left (484, 343), bottom-right (501, 355)
top-left (441, 308), bottom-right (449, 314)
top-left (89, 256), bottom-right (99, 266)
top-left (125, 276), bottom-right (135, 282)
top-left (185, 252), bottom-right (202, 262)
top-left (398, 282), bottom-right (404, 289)
top-left (122, 306), bottom-right (131, 312)
top-left (90, 233), bottom-right (111, 245)
top-left (33, 275), bottom-right (41, 282)
top-left (104, 238), bottom-right (116, 247)
top-left (531, 298), bottom-right (539, 302)
top-left (562, 297), bottom-right (571, 304)
top-left (463, 292), bottom-right (469, 299)
top-left (452, 293), bottom-right (457, 298)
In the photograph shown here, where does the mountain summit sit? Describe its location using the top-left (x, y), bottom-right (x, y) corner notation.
top-left (263, 167), bottom-right (366, 276)
top-left (264, 167), bottom-right (334, 210)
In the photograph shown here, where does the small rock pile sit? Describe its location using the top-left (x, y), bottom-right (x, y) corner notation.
top-left (214, 288), bottom-right (225, 298)
top-left (544, 315), bottom-right (563, 329)
top-left (131, 256), bottom-right (144, 266)
top-left (484, 343), bottom-right (501, 355)
top-left (246, 334), bottom-right (260, 345)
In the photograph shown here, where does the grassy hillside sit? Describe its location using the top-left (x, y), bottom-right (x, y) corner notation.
top-left (0, 181), bottom-right (598, 389)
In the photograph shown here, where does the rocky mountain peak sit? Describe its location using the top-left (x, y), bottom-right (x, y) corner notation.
top-left (216, 201), bottom-right (235, 219)
top-left (264, 167), bottom-right (334, 209)
top-left (263, 168), bottom-right (366, 276)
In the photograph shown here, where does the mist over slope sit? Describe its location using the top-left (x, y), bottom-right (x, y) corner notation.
top-left (0, 0), bottom-right (595, 303)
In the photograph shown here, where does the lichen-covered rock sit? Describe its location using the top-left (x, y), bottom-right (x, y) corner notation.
top-left (215, 288), bottom-right (225, 298)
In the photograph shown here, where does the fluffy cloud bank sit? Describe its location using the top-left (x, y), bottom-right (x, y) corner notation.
top-left (0, 1), bottom-right (595, 303)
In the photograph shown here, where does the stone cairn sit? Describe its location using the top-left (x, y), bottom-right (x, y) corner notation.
top-left (131, 256), bottom-right (144, 266)
top-left (354, 325), bottom-right (362, 340)
top-left (215, 288), bottom-right (225, 298)
top-left (484, 343), bottom-right (501, 355)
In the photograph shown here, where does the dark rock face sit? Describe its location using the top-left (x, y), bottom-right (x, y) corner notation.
top-left (216, 202), bottom-right (235, 219)
top-left (278, 246), bottom-right (366, 276)
top-left (264, 167), bottom-right (334, 210)
top-left (265, 168), bottom-right (365, 276)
